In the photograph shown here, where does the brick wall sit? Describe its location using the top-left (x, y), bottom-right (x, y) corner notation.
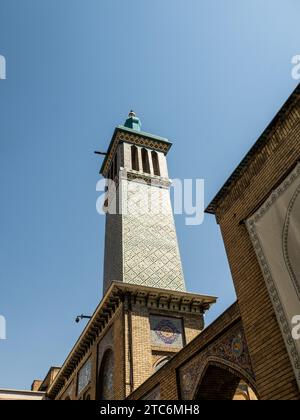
top-left (211, 88), bottom-right (300, 400)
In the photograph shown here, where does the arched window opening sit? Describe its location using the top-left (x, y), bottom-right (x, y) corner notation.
top-left (151, 151), bottom-right (160, 176)
top-left (131, 146), bottom-right (139, 171)
top-left (142, 148), bottom-right (150, 174)
top-left (97, 349), bottom-right (114, 400)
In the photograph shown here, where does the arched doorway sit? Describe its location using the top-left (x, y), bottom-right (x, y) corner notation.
top-left (194, 362), bottom-right (258, 400)
top-left (97, 349), bottom-right (114, 400)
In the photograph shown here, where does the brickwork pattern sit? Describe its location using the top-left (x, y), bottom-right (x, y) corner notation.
top-left (212, 90), bottom-right (300, 400)
top-left (103, 212), bottom-right (123, 293)
top-left (104, 178), bottom-right (186, 293)
top-left (179, 321), bottom-right (255, 399)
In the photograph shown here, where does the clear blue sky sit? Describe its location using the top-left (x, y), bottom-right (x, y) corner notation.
top-left (0, 0), bottom-right (299, 390)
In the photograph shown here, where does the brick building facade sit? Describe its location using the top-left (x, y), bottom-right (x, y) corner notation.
top-left (206, 84), bottom-right (300, 399)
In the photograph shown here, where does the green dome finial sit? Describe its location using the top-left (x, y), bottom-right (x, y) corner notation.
top-left (124, 110), bottom-right (142, 131)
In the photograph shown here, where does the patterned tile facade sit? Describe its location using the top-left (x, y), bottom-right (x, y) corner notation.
top-left (77, 358), bottom-right (92, 396)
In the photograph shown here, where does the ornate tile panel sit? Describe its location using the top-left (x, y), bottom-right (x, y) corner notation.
top-left (179, 323), bottom-right (255, 400)
top-left (77, 358), bottom-right (92, 396)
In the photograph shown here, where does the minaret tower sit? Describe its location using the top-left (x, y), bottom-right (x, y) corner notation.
top-left (101, 111), bottom-right (185, 294)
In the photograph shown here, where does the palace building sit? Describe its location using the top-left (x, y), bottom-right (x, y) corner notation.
top-left (4, 85), bottom-right (300, 400)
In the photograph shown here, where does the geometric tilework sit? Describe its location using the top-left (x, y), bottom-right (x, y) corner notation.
top-left (122, 181), bottom-right (185, 291)
top-left (77, 358), bottom-right (92, 396)
top-left (142, 385), bottom-right (161, 401)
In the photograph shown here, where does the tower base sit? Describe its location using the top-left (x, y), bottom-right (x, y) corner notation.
top-left (47, 282), bottom-right (216, 400)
